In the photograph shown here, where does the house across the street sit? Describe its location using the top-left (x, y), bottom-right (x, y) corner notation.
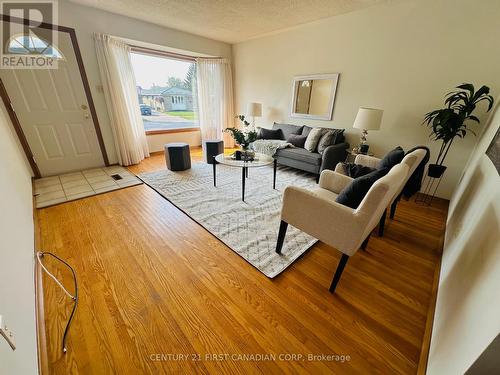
top-left (137, 85), bottom-right (194, 112)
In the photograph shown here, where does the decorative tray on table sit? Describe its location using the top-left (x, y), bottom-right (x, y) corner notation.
top-left (230, 150), bottom-right (256, 161)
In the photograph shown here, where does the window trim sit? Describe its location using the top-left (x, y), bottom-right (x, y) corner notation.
top-left (130, 45), bottom-right (198, 62)
top-left (145, 127), bottom-right (199, 135)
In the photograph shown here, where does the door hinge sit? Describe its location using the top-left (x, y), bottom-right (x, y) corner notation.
top-left (32, 155), bottom-right (37, 164)
top-left (8, 102), bottom-right (15, 112)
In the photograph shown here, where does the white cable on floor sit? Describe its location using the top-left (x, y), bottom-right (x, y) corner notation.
top-left (36, 251), bottom-right (75, 300)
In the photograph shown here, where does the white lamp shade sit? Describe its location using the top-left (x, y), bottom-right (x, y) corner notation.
top-left (246, 102), bottom-right (262, 117)
top-left (353, 107), bottom-right (383, 130)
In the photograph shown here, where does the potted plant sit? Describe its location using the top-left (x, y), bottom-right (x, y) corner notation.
top-left (423, 83), bottom-right (494, 178)
top-left (224, 115), bottom-right (258, 151)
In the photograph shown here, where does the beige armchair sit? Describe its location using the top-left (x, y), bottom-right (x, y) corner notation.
top-left (276, 164), bottom-right (409, 293)
top-left (334, 149), bottom-right (427, 236)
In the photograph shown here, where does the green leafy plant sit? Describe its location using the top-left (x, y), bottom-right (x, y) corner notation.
top-left (236, 114), bottom-right (250, 126)
top-left (423, 83), bottom-right (494, 166)
top-left (224, 115), bottom-right (257, 149)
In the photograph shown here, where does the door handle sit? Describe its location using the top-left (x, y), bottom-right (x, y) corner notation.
top-left (81, 104), bottom-right (88, 110)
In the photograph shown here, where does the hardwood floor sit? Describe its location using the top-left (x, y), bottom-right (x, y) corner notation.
top-left (37, 149), bottom-right (447, 374)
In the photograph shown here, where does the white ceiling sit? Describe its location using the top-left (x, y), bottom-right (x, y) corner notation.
top-left (68, 0), bottom-right (387, 44)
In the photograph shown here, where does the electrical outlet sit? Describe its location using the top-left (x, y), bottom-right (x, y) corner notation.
top-left (0, 315), bottom-right (16, 350)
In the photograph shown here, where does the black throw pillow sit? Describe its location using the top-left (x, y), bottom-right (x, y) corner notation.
top-left (342, 163), bottom-right (376, 178)
top-left (257, 128), bottom-right (283, 140)
top-left (287, 134), bottom-right (307, 148)
top-left (378, 146), bottom-right (404, 170)
top-left (336, 167), bottom-right (389, 209)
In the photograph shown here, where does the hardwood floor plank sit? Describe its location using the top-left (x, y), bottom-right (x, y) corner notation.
top-left (37, 150), bottom-right (447, 374)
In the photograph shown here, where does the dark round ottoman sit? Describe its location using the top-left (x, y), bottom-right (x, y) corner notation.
top-left (164, 143), bottom-right (191, 171)
top-left (203, 140), bottom-right (224, 164)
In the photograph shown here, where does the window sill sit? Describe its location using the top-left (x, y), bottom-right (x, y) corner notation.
top-left (145, 127), bottom-right (200, 135)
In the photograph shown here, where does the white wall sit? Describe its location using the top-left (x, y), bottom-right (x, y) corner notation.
top-left (427, 98), bottom-right (500, 374)
top-left (0, 103), bottom-right (38, 373)
top-left (146, 130), bottom-right (202, 152)
top-left (58, 0), bottom-right (230, 162)
top-left (232, 0), bottom-right (500, 198)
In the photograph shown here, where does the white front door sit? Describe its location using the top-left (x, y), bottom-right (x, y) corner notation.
top-left (0, 30), bottom-right (104, 176)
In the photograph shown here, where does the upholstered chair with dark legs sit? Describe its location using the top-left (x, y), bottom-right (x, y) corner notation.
top-left (334, 148), bottom-right (426, 236)
top-left (275, 164), bottom-right (409, 293)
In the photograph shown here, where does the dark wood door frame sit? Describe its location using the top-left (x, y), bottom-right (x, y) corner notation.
top-left (0, 78), bottom-right (42, 177)
top-left (0, 14), bottom-right (110, 174)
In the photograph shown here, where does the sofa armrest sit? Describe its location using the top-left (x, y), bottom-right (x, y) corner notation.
top-left (281, 186), bottom-right (363, 255)
top-left (320, 142), bottom-right (349, 173)
top-left (354, 154), bottom-right (381, 169)
top-left (319, 170), bottom-right (353, 194)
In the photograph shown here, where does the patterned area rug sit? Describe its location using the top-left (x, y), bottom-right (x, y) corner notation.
top-left (139, 162), bottom-right (318, 278)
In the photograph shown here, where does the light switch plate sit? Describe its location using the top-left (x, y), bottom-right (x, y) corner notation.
top-left (0, 315), bottom-right (16, 350)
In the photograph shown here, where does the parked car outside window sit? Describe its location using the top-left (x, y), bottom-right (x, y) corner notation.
top-left (140, 104), bottom-right (152, 116)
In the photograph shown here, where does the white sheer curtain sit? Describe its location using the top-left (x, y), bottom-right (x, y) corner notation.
top-left (196, 58), bottom-right (235, 147)
top-left (94, 33), bottom-right (149, 166)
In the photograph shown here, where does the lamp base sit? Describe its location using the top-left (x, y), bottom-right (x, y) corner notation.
top-left (359, 144), bottom-right (370, 154)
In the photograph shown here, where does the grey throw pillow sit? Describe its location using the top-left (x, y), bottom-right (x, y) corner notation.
top-left (317, 129), bottom-right (345, 154)
top-left (301, 126), bottom-right (313, 137)
top-left (304, 128), bottom-right (325, 152)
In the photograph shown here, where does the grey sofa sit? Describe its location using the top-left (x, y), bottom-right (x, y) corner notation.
top-left (269, 123), bottom-right (349, 180)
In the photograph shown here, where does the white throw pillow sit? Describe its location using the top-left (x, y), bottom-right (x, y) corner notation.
top-left (304, 128), bottom-right (324, 152)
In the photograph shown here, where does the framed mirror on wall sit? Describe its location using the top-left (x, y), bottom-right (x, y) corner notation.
top-left (290, 73), bottom-right (339, 121)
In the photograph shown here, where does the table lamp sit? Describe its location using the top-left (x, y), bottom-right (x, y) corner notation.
top-left (246, 102), bottom-right (262, 130)
top-left (353, 107), bottom-right (383, 154)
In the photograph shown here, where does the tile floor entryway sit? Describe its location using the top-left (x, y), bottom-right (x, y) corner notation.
top-left (34, 166), bottom-right (142, 208)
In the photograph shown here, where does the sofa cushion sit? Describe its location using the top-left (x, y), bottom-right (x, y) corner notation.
top-left (336, 167), bottom-right (389, 209)
top-left (276, 157), bottom-right (321, 174)
top-left (317, 129), bottom-right (345, 154)
top-left (275, 147), bottom-right (322, 165)
top-left (272, 123), bottom-right (303, 140)
top-left (286, 134), bottom-right (307, 148)
top-left (257, 128), bottom-right (283, 140)
top-left (304, 127), bottom-right (325, 152)
top-left (378, 146), bottom-right (405, 170)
